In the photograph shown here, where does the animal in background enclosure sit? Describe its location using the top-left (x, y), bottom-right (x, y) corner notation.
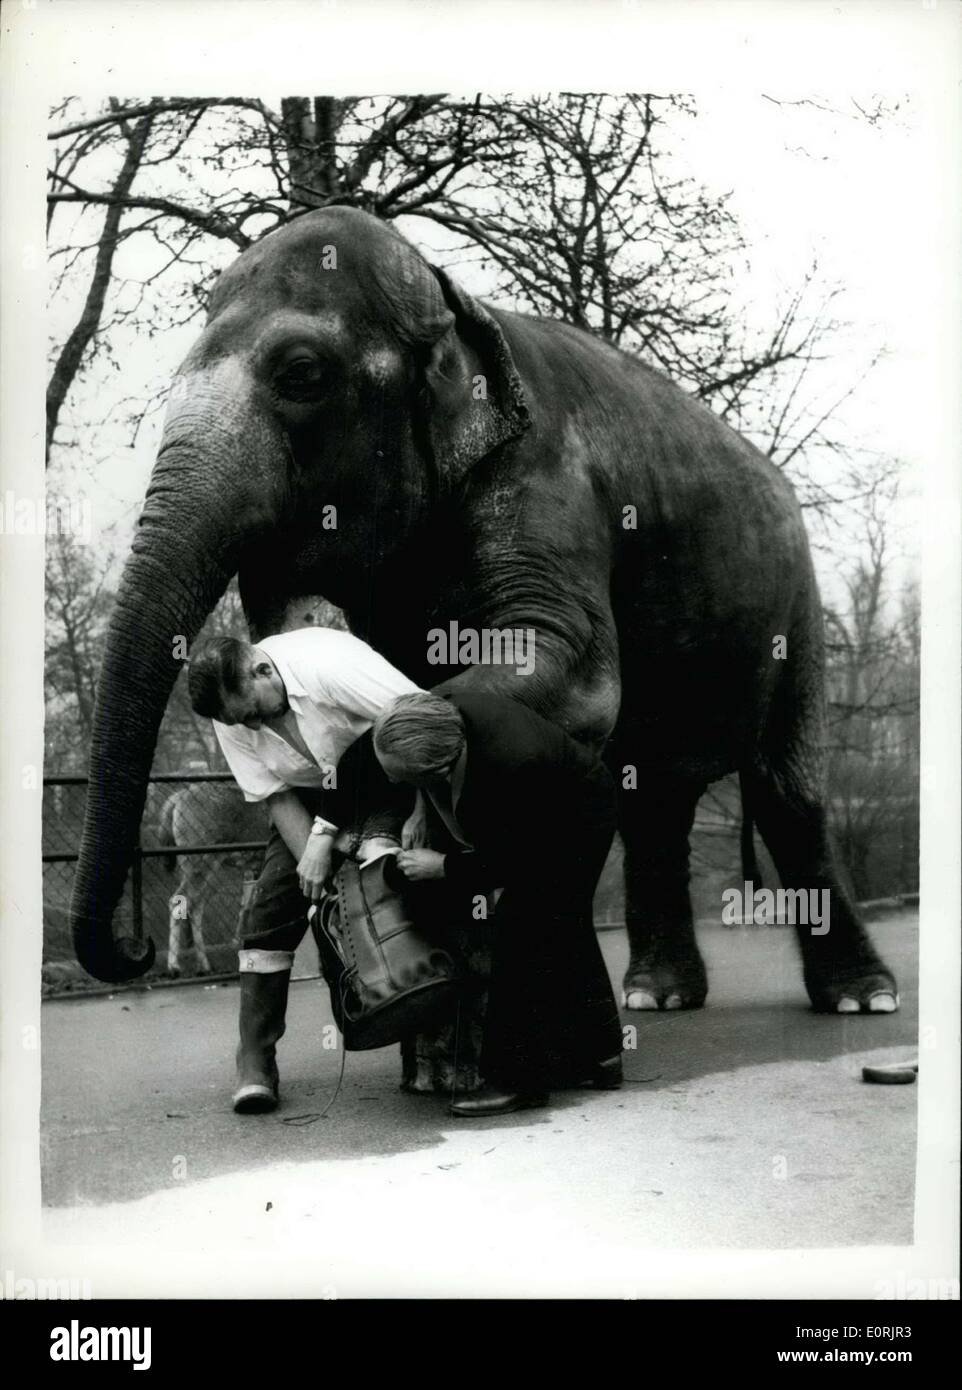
top-left (159, 783), bottom-right (267, 975)
top-left (71, 206), bottom-right (898, 1037)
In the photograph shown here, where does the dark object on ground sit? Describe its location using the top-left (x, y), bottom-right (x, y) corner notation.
top-left (862, 1060), bottom-right (918, 1084)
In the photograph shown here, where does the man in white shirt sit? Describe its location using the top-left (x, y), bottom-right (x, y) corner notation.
top-left (187, 625), bottom-right (422, 1113)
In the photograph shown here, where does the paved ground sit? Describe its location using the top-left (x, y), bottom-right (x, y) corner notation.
top-left (40, 912), bottom-right (918, 1295)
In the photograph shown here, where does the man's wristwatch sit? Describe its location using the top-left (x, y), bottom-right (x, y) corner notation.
top-left (310, 816), bottom-right (338, 839)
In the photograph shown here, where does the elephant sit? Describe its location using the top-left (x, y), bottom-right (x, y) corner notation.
top-left (70, 204), bottom-right (898, 1027)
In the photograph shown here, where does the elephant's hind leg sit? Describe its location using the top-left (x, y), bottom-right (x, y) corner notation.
top-left (618, 772), bottom-right (708, 1011)
top-left (744, 757), bottom-right (899, 1014)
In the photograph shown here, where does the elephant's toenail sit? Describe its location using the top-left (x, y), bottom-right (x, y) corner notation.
top-left (663, 994), bottom-right (683, 1010)
top-left (837, 997), bottom-right (860, 1013)
top-left (867, 993), bottom-right (898, 1013)
top-left (623, 989), bottom-right (658, 1011)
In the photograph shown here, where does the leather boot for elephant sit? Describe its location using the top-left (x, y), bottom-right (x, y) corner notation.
top-left (315, 853), bottom-right (462, 1050)
top-left (233, 968), bottom-right (291, 1113)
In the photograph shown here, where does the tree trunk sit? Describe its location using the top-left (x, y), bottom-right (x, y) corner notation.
top-left (46, 111), bottom-right (154, 464)
top-left (280, 97), bottom-right (342, 212)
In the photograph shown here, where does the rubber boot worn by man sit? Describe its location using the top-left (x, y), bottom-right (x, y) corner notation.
top-left (233, 949), bottom-right (293, 1113)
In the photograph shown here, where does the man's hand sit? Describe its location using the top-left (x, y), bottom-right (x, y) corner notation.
top-left (396, 849), bottom-right (446, 882)
top-left (296, 835), bottom-right (335, 903)
top-left (401, 790), bottom-right (428, 849)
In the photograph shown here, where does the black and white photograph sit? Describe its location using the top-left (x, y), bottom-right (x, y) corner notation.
top-left (1, 0), bottom-right (959, 1346)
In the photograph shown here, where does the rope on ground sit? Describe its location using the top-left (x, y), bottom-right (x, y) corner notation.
top-left (281, 972), bottom-right (351, 1125)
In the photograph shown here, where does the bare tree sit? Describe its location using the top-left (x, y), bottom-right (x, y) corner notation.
top-left (823, 476), bottom-right (920, 898)
top-left (47, 94), bottom-right (508, 242)
top-left (46, 95), bottom-right (520, 449)
top-left (46, 103), bottom-right (155, 463)
top-left (47, 94), bottom-right (836, 429)
top-left (44, 528), bottom-right (115, 767)
top-left (414, 96), bottom-right (783, 385)
top-left (419, 94), bottom-right (878, 522)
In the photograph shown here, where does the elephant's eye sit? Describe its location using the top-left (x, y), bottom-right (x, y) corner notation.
top-left (274, 357), bottom-right (325, 404)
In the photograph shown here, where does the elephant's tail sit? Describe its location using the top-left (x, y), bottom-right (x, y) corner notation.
top-left (158, 794), bottom-right (178, 873)
top-left (738, 771), bottom-right (762, 888)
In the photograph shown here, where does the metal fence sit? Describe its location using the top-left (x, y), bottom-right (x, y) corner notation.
top-left (43, 773), bottom-right (269, 993)
top-left (39, 770), bottom-right (764, 994)
top-left (43, 769), bottom-right (917, 995)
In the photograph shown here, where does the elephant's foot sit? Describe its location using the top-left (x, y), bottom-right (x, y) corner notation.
top-left (622, 947), bottom-right (708, 1011)
top-left (806, 967), bottom-right (900, 1015)
top-left (400, 1004), bottom-right (486, 1095)
top-left (399, 922), bottom-right (491, 1094)
top-left (401, 1054), bottom-right (482, 1095)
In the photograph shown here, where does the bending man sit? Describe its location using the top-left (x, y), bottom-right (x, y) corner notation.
top-left (188, 626), bottom-right (422, 1113)
top-left (373, 689), bottom-right (624, 1117)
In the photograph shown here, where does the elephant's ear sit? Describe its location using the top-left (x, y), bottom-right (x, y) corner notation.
top-left (372, 246), bottom-right (530, 477)
top-left (420, 268), bottom-right (530, 477)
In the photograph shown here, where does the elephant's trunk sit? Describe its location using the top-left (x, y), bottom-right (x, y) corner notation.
top-left (70, 378), bottom-right (285, 981)
top-left (70, 480), bottom-right (235, 981)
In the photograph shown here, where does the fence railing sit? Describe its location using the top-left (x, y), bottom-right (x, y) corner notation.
top-left (42, 768), bottom-right (917, 996)
top-left (43, 772), bottom-right (270, 993)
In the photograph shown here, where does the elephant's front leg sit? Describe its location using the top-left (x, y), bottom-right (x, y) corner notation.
top-left (399, 840), bottom-right (493, 1096)
top-left (618, 772), bottom-right (708, 1010)
top-left (401, 983), bottom-right (487, 1096)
